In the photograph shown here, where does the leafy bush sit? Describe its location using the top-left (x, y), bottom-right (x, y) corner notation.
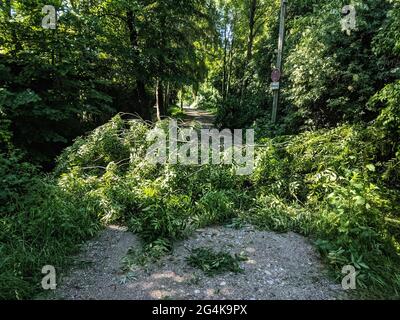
top-left (168, 106), bottom-right (186, 120)
top-left (248, 124), bottom-right (400, 298)
top-left (187, 247), bottom-right (247, 276)
top-left (0, 151), bottom-right (39, 217)
top-left (55, 115), bottom-right (249, 248)
top-left (0, 126), bottom-right (103, 299)
top-left (0, 176), bottom-right (100, 299)
top-left (215, 95), bottom-right (263, 129)
top-left (197, 84), bottom-right (221, 113)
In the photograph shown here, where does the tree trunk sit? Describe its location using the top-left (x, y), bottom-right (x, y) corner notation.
top-left (240, 0), bottom-right (257, 104)
top-left (192, 85), bottom-right (199, 107)
top-left (156, 80), bottom-right (165, 121)
top-left (246, 0), bottom-right (257, 62)
top-left (164, 82), bottom-right (170, 111)
top-left (227, 17), bottom-right (236, 98)
top-left (222, 23), bottom-right (228, 101)
top-left (127, 10), bottom-right (150, 119)
top-left (180, 86), bottom-right (184, 110)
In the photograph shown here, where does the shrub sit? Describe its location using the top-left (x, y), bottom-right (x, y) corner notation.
top-left (187, 247), bottom-right (247, 276)
top-left (248, 124), bottom-right (400, 298)
top-left (0, 178), bottom-right (100, 299)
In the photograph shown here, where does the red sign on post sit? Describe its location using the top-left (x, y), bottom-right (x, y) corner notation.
top-left (271, 69), bottom-right (281, 82)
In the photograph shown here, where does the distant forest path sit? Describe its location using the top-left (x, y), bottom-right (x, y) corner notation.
top-left (182, 106), bottom-right (216, 129)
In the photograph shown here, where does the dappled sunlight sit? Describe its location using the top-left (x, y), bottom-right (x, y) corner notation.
top-left (151, 271), bottom-right (186, 283)
top-left (107, 225), bottom-right (128, 232)
top-left (149, 290), bottom-right (176, 300)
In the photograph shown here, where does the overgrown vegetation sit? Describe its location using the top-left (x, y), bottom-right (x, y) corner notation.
top-left (43, 115), bottom-right (400, 298)
top-left (1, 0), bottom-right (400, 300)
top-left (1, 110), bottom-right (400, 299)
top-left (187, 247), bottom-right (247, 276)
top-left (247, 124), bottom-right (400, 298)
top-left (0, 153), bottom-right (101, 299)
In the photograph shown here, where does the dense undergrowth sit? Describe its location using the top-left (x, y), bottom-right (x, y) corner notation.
top-left (2, 108), bottom-right (399, 299)
top-left (0, 152), bottom-right (101, 299)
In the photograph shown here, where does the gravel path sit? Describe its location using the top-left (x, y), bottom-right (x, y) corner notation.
top-left (182, 107), bottom-right (215, 129)
top-left (47, 225), bottom-right (347, 300)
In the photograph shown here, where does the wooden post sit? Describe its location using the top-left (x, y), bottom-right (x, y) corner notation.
top-left (271, 0), bottom-right (288, 124)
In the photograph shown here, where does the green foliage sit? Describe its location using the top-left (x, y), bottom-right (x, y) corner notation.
top-left (283, 0), bottom-right (392, 129)
top-left (55, 116), bottom-right (249, 247)
top-left (369, 81), bottom-right (400, 184)
top-left (2, 0), bottom-right (400, 301)
top-left (215, 95), bottom-right (264, 129)
top-left (211, 0), bottom-right (398, 132)
top-left (246, 195), bottom-right (313, 234)
top-left (2, 110), bottom-right (400, 299)
top-left (0, 151), bottom-right (39, 217)
top-left (0, 124), bottom-right (102, 299)
top-left (248, 124), bottom-right (400, 298)
top-left (0, 0), bottom-right (218, 166)
top-left (129, 193), bottom-right (193, 244)
top-left (121, 239), bottom-right (172, 272)
top-left (167, 106), bottom-right (186, 120)
top-left (186, 247), bottom-right (247, 276)
top-left (0, 1), bottom-right (117, 165)
top-left (197, 83), bottom-right (220, 113)
top-left (0, 175), bottom-right (101, 299)
top-left (195, 190), bottom-right (236, 227)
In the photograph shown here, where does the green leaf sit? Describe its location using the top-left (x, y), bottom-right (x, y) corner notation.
top-left (366, 164), bottom-right (376, 172)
